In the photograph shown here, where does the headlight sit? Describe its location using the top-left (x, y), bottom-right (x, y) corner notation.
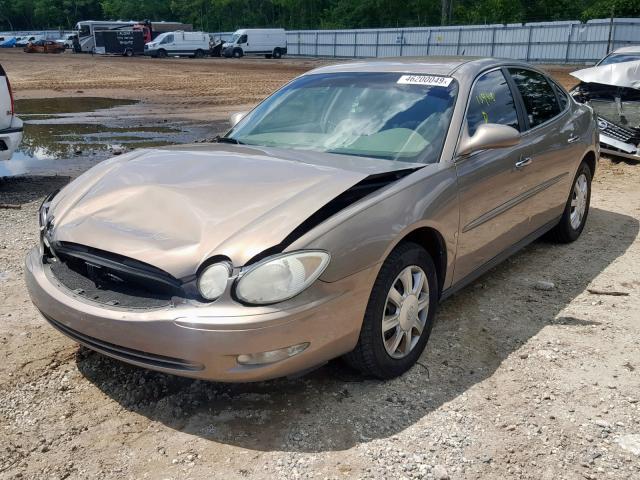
top-left (197, 262), bottom-right (231, 301)
top-left (39, 189), bottom-right (59, 228)
top-left (235, 251), bottom-right (330, 305)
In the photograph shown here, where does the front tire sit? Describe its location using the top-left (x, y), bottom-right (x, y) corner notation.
top-left (343, 242), bottom-right (438, 379)
top-left (233, 48), bottom-right (243, 58)
top-left (157, 49), bottom-right (167, 58)
top-left (194, 49), bottom-right (205, 58)
top-left (548, 161), bottom-right (592, 243)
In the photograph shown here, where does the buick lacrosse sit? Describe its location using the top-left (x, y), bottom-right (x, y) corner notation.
top-left (26, 58), bottom-right (598, 381)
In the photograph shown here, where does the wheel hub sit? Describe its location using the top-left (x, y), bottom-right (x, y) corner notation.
top-left (399, 294), bottom-right (418, 331)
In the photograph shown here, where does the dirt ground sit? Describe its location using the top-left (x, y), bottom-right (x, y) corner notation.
top-left (1, 50), bottom-right (639, 480)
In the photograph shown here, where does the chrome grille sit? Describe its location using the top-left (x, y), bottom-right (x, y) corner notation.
top-left (598, 117), bottom-right (639, 144)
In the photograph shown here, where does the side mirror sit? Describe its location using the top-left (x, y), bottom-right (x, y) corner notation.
top-left (457, 123), bottom-right (520, 157)
top-left (229, 111), bottom-right (248, 128)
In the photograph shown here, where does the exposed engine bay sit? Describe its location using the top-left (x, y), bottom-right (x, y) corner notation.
top-left (570, 60), bottom-right (640, 160)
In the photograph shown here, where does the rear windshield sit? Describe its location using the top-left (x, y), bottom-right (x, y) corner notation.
top-left (227, 72), bottom-right (458, 164)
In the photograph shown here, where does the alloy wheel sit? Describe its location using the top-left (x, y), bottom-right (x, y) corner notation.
top-left (381, 265), bottom-right (429, 359)
top-left (570, 173), bottom-right (588, 230)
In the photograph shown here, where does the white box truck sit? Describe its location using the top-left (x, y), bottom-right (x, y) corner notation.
top-left (145, 31), bottom-right (210, 58)
top-left (222, 29), bottom-right (287, 59)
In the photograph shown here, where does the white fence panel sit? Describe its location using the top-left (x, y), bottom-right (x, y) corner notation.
top-left (493, 27), bottom-right (528, 60)
top-left (222, 17), bottom-right (640, 64)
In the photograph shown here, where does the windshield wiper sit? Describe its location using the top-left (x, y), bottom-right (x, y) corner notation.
top-left (215, 136), bottom-right (244, 145)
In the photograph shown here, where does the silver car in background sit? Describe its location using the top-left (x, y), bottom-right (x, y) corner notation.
top-left (26, 58), bottom-right (598, 382)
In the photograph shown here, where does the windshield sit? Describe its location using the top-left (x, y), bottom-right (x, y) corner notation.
top-left (79, 25), bottom-right (90, 37)
top-left (598, 53), bottom-right (640, 66)
top-left (227, 72), bottom-right (458, 163)
top-left (231, 34), bottom-right (240, 43)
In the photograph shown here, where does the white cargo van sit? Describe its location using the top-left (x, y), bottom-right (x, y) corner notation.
top-left (222, 29), bottom-right (287, 59)
top-left (145, 31), bottom-right (209, 58)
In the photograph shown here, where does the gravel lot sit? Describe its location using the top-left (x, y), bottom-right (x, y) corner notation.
top-left (1, 51), bottom-right (639, 479)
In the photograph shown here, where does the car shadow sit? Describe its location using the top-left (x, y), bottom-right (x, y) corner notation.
top-left (75, 206), bottom-right (638, 453)
top-left (0, 175), bottom-right (70, 205)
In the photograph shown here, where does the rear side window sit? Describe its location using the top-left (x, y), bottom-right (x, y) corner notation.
top-left (467, 69), bottom-right (519, 136)
top-left (551, 81), bottom-right (569, 110)
top-left (508, 68), bottom-right (560, 129)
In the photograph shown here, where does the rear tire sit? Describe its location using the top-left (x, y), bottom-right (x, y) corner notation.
top-left (194, 49), bottom-right (204, 58)
top-left (265, 54), bottom-right (272, 59)
top-left (343, 242), bottom-right (438, 379)
top-left (124, 48), bottom-right (133, 57)
top-left (548, 161), bottom-right (592, 243)
top-left (273, 48), bottom-right (282, 59)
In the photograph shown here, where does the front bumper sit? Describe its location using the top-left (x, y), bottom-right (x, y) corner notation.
top-left (600, 133), bottom-right (640, 161)
top-left (25, 247), bottom-right (374, 382)
top-left (0, 116), bottom-right (23, 161)
top-left (144, 47), bottom-right (160, 57)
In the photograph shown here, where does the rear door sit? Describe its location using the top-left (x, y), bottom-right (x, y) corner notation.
top-left (454, 68), bottom-right (534, 282)
top-left (0, 64), bottom-right (12, 130)
top-left (506, 68), bottom-right (578, 229)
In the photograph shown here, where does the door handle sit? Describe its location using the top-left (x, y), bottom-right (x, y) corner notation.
top-left (568, 135), bottom-right (580, 143)
top-left (515, 157), bottom-right (533, 169)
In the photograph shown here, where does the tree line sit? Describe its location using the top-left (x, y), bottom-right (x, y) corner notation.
top-left (0, 0), bottom-right (638, 32)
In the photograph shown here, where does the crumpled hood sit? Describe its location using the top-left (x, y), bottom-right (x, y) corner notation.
top-left (48, 144), bottom-right (418, 279)
top-left (571, 60), bottom-right (640, 90)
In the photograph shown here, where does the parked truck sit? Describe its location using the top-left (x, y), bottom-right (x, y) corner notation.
top-left (94, 29), bottom-right (144, 56)
top-left (0, 64), bottom-right (23, 161)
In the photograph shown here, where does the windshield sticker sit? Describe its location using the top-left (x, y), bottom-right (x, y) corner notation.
top-left (397, 75), bottom-right (453, 87)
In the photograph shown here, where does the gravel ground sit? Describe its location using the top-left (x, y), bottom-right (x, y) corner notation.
top-left (1, 53), bottom-right (639, 479)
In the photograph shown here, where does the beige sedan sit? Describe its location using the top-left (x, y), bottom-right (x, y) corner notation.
top-left (26, 57), bottom-right (598, 381)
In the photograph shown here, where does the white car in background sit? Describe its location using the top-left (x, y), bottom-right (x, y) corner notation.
top-left (15, 35), bottom-right (44, 47)
top-left (596, 45), bottom-right (640, 66)
top-left (0, 63), bottom-right (23, 161)
top-left (55, 34), bottom-right (77, 50)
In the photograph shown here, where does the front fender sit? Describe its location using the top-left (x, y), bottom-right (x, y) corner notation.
top-left (288, 164), bottom-right (459, 287)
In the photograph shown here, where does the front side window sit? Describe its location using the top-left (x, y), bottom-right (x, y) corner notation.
top-left (508, 68), bottom-right (560, 129)
top-left (466, 69), bottom-right (519, 136)
top-left (161, 35), bottom-right (174, 44)
top-left (238, 34), bottom-right (247, 44)
top-left (227, 72), bottom-right (459, 164)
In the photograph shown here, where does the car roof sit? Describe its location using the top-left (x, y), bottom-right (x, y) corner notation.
top-left (611, 46), bottom-right (640, 54)
top-left (305, 56), bottom-right (536, 79)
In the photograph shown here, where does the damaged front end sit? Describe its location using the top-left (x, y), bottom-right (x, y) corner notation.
top-left (37, 146), bottom-right (422, 311)
top-left (570, 61), bottom-right (640, 161)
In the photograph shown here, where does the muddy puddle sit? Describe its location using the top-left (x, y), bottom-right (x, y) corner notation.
top-left (2, 97), bottom-right (225, 177)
